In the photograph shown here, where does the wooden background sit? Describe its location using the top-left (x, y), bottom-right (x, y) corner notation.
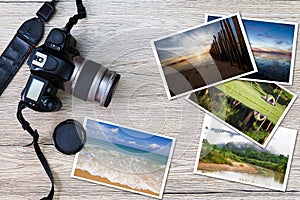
top-left (0, 0), bottom-right (299, 199)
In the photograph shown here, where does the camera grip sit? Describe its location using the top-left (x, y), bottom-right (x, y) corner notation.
top-left (0, 18), bottom-right (44, 96)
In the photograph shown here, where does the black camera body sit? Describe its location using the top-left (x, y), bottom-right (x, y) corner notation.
top-left (21, 75), bottom-right (61, 112)
top-left (21, 28), bottom-right (78, 112)
top-left (21, 25), bottom-right (121, 112)
top-left (28, 28), bottom-right (78, 82)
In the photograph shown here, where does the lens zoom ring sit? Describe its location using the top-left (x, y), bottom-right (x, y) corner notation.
top-left (73, 60), bottom-right (101, 101)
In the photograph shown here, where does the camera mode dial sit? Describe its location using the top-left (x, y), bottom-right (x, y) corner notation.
top-left (45, 28), bottom-right (67, 52)
top-left (49, 29), bottom-right (65, 44)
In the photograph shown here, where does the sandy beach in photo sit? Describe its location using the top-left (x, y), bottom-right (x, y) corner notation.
top-left (74, 168), bottom-right (160, 196)
top-left (72, 118), bottom-right (175, 199)
top-left (198, 160), bottom-right (258, 174)
top-left (152, 13), bottom-right (257, 99)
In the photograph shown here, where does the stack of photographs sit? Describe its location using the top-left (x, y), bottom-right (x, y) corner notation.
top-left (205, 14), bottom-right (298, 85)
top-left (151, 13), bottom-right (258, 100)
top-left (71, 13), bottom-right (298, 198)
top-left (151, 12), bottom-right (298, 191)
top-left (186, 80), bottom-right (296, 147)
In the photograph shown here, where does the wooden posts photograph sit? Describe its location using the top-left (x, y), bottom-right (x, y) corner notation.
top-left (152, 13), bottom-right (257, 99)
top-left (209, 18), bottom-right (253, 73)
top-left (207, 14), bottom-right (298, 85)
top-left (187, 80), bottom-right (296, 147)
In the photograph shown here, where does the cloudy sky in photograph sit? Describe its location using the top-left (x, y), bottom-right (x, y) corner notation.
top-left (208, 15), bottom-right (295, 58)
top-left (202, 115), bottom-right (296, 156)
top-left (154, 19), bottom-right (222, 61)
top-left (85, 119), bottom-right (173, 156)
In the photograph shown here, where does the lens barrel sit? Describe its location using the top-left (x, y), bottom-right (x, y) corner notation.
top-left (63, 56), bottom-right (120, 107)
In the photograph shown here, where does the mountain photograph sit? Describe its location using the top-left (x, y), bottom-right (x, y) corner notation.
top-left (195, 115), bottom-right (297, 191)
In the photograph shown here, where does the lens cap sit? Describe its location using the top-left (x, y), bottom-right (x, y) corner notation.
top-left (52, 119), bottom-right (86, 155)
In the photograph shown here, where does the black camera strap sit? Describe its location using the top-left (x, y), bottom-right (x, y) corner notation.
top-left (17, 101), bottom-right (54, 200)
top-left (64, 0), bottom-right (87, 33)
top-left (0, 1), bottom-right (56, 96)
top-left (14, 1), bottom-right (87, 200)
top-left (0, 0), bottom-right (86, 96)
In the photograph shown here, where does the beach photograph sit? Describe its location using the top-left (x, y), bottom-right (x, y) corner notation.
top-left (206, 14), bottom-right (298, 84)
top-left (187, 80), bottom-right (296, 147)
top-left (71, 118), bottom-right (175, 199)
top-left (195, 114), bottom-right (297, 191)
top-left (152, 13), bottom-right (257, 99)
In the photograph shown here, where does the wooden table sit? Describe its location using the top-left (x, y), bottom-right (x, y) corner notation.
top-left (0, 0), bottom-right (299, 199)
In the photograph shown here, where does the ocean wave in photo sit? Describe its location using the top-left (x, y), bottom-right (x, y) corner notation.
top-left (76, 139), bottom-right (168, 194)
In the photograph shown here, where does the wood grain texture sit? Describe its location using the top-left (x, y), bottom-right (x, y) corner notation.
top-left (0, 0), bottom-right (300, 199)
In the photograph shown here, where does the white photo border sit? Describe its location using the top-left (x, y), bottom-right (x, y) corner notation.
top-left (204, 13), bottom-right (299, 85)
top-left (185, 83), bottom-right (297, 148)
top-left (193, 114), bottom-right (298, 192)
top-left (71, 117), bottom-right (176, 199)
top-left (151, 12), bottom-right (258, 100)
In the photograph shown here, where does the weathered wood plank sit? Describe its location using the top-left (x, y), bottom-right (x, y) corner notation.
top-left (0, 0), bottom-right (300, 199)
top-left (0, 145), bottom-right (300, 199)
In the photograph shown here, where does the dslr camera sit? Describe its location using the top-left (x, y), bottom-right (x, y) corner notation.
top-left (21, 28), bottom-right (120, 112)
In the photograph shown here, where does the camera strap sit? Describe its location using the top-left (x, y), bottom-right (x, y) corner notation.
top-left (0, 0), bottom-right (86, 96)
top-left (14, 1), bottom-right (87, 200)
top-left (64, 0), bottom-right (87, 33)
top-left (0, 1), bottom-right (56, 96)
top-left (17, 101), bottom-right (54, 200)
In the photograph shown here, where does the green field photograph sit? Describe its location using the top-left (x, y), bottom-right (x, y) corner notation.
top-left (187, 80), bottom-right (296, 147)
top-left (194, 115), bottom-right (297, 191)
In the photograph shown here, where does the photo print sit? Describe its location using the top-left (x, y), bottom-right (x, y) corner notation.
top-left (71, 118), bottom-right (175, 199)
top-left (186, 80), bottom-right (296, 148)
top-left (194, 114), bottom-right (297, 191)
top-left (205, 14), bottom-right (298, 85)
top-left (151, 13), bottom-right (257, 100)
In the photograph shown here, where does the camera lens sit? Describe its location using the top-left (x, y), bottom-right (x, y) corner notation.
top-left (63, 56), bottom-right (120, 107)
top-left (95, 70), bottom-right (120, 107)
